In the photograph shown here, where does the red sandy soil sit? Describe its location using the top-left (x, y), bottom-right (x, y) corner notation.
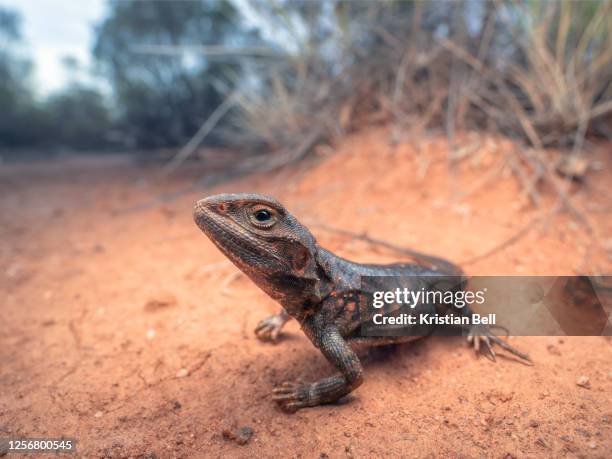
top-left (1, 128), bottom-right (611, 458)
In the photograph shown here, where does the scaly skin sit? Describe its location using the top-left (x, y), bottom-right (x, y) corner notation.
top-left (193, 193), bottom-right (531, 412)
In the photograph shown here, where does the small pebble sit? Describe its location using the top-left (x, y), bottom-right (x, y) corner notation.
top-left (144, 292), bottom-right (177, 312)
top-left (588, 441), bottom-right (597, 449)
top-left (576, 376), bottom-right (590, 389)
top-left (535, 437), bottom-right (547, 448)
top-left (546, 345), bottom-right (561, 356)
top-left (176, 368), bottom-right (189, 378)
top-left (146, 329), bottom-right (156, 340)
top-left (222, 426), bottom-right (253, 445)
top-left (94, 411), bottom-right (103, 418)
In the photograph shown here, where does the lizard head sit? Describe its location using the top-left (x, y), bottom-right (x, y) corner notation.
top-left (194, 193), bottom-right (320, 304)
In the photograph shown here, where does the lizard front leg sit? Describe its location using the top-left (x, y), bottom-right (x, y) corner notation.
top-left (254, 309), bottom-right (290, 342)
top-left (273, 325), bottom-right (363, 412)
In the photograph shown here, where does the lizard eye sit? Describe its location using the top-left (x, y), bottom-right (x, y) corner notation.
top-left (249, 207), bottom-right (277, 228)
top-left (254, 209), bottom-right (271, 222)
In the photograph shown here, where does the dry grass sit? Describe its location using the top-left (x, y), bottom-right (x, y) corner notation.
top-left (445, 1), bottom-right (612, 149)
top-left (162, 0), bottom-right (610, 226)
top-left (225, 1), bottom-right (610, 155)
top-left (206, 1), bottom-right (609, 262)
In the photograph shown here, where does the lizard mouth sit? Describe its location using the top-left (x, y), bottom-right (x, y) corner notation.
top-left (193, 199), bottom-right (240, 249)
top-left (193, 200), bottom-right (211, 230)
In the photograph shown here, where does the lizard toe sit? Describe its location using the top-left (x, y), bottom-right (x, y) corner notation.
top-left (467, 325), bottom-right (531, 364)
top-left (272, 381), bottom-right (310, 412)
top-left (254, 316), bottom-right (284, 342)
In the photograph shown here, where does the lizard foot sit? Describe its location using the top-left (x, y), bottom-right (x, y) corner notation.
top-left (467, 325), bottom-right (532, 364)
top-left (254, 314), bottom-right (286, 342)
top-left (272, 381), bottom-right (311, 413)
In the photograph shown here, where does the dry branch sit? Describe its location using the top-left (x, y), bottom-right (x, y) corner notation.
top-left (162, 94), bottom-right (237, 175)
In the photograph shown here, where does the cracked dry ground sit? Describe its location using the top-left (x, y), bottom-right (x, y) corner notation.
top-left (1, 129), bottom-right (611, 458)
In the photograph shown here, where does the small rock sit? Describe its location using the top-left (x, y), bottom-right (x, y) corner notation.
top-left (546, 345), bottom-right (561, 356)
top-left (222, 426), bottom-right (254, 446)
top-left (146, 329), bottom-right (156, 340)
top-left (144, 292), bottom-right (177, 312)
top-left (529, 420), bottom-right (539, 428)
top-left (160, 207), bottom-right (177, 219)
top-left (94, 411), bottom-right (103, 418)
top-left (176, 368), bottom-right (189, 378)
top-left (588, 441), bottom-right (597, 449)
top-left (575, 427), bottom-right (591, 438)
top-left (576, 376), bottom-right (590, 389)
top-left (535, 437), bottom-right (547, 448)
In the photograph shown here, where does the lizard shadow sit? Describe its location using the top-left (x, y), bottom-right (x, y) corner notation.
top-left (272, 336), bottom-right (439, 403)
top-left (258, 332), bottom-right (301, 345)
top-left (257, 333), bottom-right (528, 412)
top-left (282, 338), bottom-right (440, 409)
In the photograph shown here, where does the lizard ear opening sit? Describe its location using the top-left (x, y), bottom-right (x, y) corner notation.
top-left (290, 245), bottom-right (318, 280)
top-left (291, 246), bottom-right (310, 271)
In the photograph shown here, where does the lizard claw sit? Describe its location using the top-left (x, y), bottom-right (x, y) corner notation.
top-left (272, 380), bottom-right (311, 413)
top-left (254, 314), bottom-right (285, 342)
top-left (468, 334), bottom-right (496, 361)
top-left (467, 325), bottom-right (531, 364)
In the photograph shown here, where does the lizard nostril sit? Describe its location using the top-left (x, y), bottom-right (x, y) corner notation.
top-left (217, 203), bottom-right (227, 213)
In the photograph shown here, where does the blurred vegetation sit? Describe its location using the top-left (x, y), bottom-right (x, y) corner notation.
top-left (228, 1), bottom-right (611, 155)
top-left (0, 0), bottom-right (610, 158)
top-left (0, 8), bottom-right (42, 147)
top-left (92, 0), bottom-right (256, 148)
top-left (0, 7), bottom-right (113, 150)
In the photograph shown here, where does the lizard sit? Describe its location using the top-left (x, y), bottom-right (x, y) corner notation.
top-left (193, 193), bottom-right (531, 412)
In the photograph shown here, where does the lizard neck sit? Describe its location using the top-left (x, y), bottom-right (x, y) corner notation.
top-left (314, 246), bottom-right (361, 287)
top-left (270, 244), bottom-right (337, 321)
